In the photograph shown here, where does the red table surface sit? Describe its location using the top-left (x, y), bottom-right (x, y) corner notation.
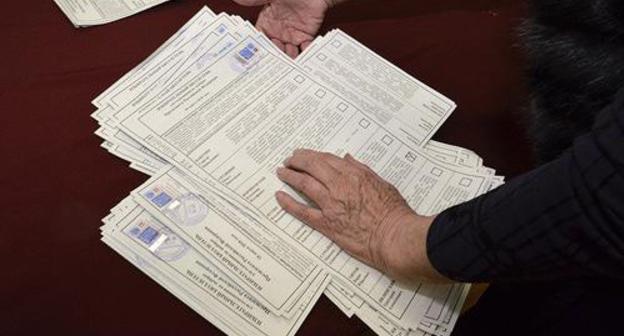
top-left (0, 1), bottom-right (531, 335)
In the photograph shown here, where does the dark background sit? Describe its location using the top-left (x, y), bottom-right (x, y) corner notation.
top-left (0, 0), bottom-right (531, 335)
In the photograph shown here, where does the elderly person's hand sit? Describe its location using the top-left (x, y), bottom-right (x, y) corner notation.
top-left (232, 0), bottom-right (342, 58)
top-left (276, 149), bottom-right (449, 283)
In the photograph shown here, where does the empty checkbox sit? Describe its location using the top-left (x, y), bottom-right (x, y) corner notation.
top-left (337, 102), bottom-right (348, 112)
top-left (315, 89), bottom-right (326, 98)
top-left (331, 40), bottom-right (342, 48)
top-left (381, 135), bottom-right (393, 146)
top-left (294, 75), bottom-right (305, 84)
top-left (460, 178), bottom-right (472, 187)
top-left (359, 119), bottom-right (370, 129)
top-left (431, 167), bottom-right (443, 177)
top-left (317, 53), bottom-right (327, 61)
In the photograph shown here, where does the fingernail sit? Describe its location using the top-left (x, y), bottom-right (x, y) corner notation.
top-left (275, 191), bottom-right (284, 201)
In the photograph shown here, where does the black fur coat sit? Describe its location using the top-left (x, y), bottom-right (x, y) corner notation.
top-left (522, 0), bottom-right (624, 162)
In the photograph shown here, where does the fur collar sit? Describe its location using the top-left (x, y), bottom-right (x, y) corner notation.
top-left (521, 0), bottom-right (624, 162)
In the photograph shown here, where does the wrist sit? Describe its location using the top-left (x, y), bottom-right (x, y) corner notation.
top-left (382, 212), bottom-right (449, 284)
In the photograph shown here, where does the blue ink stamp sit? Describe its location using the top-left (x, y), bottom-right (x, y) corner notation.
top-left (230, 41), bottom-right (262, 73)
top-left (130, 227), bottom-right (141, 236)
top-left (239, 43), bottom-right (258, 61)
top-left (138, 227), bottom-right (159, 245)
top-left (151, 192), bottom-right (172, 207)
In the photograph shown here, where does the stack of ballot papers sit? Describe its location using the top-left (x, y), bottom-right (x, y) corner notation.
top-left (54, 0), bottom-right (170, 27)
top-left (93, 6), bottom-right (505, 336)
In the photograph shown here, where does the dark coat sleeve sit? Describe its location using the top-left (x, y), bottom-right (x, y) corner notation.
top-left (426, 87), bottom-right (624, 283)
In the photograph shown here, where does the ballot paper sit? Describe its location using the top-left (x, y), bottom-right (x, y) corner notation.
top-left (296, 30), bottom-right (455, 147)
top-left (53, 0), bottom-right (174, 27)
top-left (106, 26), bottom-right (489, 330)
top-left (93, 6), bottom-right (505, 336)
top-left (101, 198), bottom-right (330, 336)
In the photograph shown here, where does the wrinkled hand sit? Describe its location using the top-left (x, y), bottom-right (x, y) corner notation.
top-left (275, 149), bottom-right (447, 283)
top-left (232, 0), bottom-right (332, 58)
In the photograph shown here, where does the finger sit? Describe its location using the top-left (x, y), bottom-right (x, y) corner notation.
top-left (344, 153), bottom-right (375, 173)
top-left (291, 149), bottom-right (348, 169)
top-left (284, 149), bottom-right (343, 186)
top-left (277, 167), bottom-right (330, 207)
top-left (285, 43), bottom-right (299, 59)
top-left (289, 30), bottom-right (319, 46)
top-left (275, 191), bottom-right (324, 228)
top-left (301, 40), bottom-right (312, 52)
top-left (270, 38), bottom-right (286, 53)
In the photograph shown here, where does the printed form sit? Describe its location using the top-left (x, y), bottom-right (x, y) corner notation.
top-left (54, 0), bottom-right (171, 27)
top-left (128, 169), bottom-right (325, 317)
top-left (101, 201), bottom-right (329, 336)
top-left (110, 34), bottom-right (497, 329)
top-left (90, 9), bottom-right (507, 335)
top-left (94, 9), bottom-right (226, 111)
top-left (297, 30), bottom-right (455, 147)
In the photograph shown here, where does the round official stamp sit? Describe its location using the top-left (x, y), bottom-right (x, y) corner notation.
top-left (163, 193), bottom-right (210, 227)
top-left (154, 230), bottom-right (189, 262)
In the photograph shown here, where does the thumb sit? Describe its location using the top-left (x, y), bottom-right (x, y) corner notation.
top-left (231, 0), bottom-right (271, 6)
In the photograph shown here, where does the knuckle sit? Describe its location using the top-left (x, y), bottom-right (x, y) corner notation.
top-left (299, 209), bottom-right (314, 223)
top-left (299, 148), bottom-right (313, 158)
top-left (310, 154), bottom-right (322, 167)
top-left (319, 152), bottom-right (332, 161)
top-left (357, 166), bottom-right (369, 176)
top-left (298, 175), bottom-right (312, 191)
top-left (347, 172), bottom-right (362, 184)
